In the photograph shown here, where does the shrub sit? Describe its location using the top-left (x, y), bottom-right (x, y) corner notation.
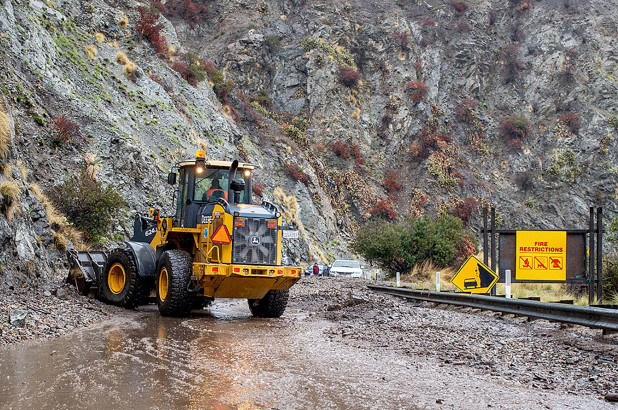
top-left (265, 35), bottom-right (281, 53)
top-left (252, 183), bottom-right (265, 196)
top-left (251, 89), bottom-right (272, 109)
top-left (94, 32), bottom-right (105, 43)
top-left (609, 116), bottom-right (618, 131)
top-left (558, 112), bottom-right (580, 134)
top-left (172, 53), bottom-right (206, 86)
top-left (84, 45), bottom-right (97, 59)
top-left (136, 6), bottom-right (168, 55)
top-left (0, 108), bottom-right (10, 159)
top-left (457, 98), bottom-right (477, 123)
top-left (499, 116), bottom-right (531, 146)
top-left (351, 215), bottom-right (477, 275)
top-left (394, 31), bottom-right (410, 50)
top-left (412, 126), bottom-right (451, 158)
top-left (451, 197), bottom-right (478, 222)
top-left (405, 81), bottom-right (429, 103)
top-left (450, 1), bottom-right (468, 15)
top-left (338, 66), bottom-right (360, 87)
top-left (284, 163), bottom-right (309, 185)
top-left (49, 170), bottom-right (125, 243)
top-left (457, 21), bottom-right (472, 32)
top-left (382, 169), bottom-right (402, 193)
top-left (160, 0), bottom-right (208, 28)
top-left (351, 144), bottom-right (364, 165)
top-left (53, 116), bottom-right (82, 145)
top-left (368, 200), bottom-right (397, 220)
top-left (331, 140), bottom-right (351, 158)
top-left (118, 15), bottom-right (128, 28)
top-left (501, 43), bottom-right (523, 83)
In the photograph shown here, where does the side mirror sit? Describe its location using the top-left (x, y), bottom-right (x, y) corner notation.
top-left (168, 172), bottom-right (177, 185)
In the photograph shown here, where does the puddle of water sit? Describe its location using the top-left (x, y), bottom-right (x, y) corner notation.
top-left (0, 300), bottom-right (416, 410)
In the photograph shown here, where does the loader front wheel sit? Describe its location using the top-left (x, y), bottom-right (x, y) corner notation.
top-left (100, 247), bottom-right (142, 307)
top-left (248, 289), bottom-right (289, 318)
top-left (156, 250), bottom-right (194, 317)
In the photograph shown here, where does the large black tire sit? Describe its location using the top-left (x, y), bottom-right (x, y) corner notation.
top-left (100, 247), bottom-right (144, 308)
top-left (156, 250), bottom-right (194, 317)
top-left (248, 289), bottom-right (289, 318)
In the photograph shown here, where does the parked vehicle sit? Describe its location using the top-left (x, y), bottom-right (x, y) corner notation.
top-left (329, 260), bottom-right (363, 278)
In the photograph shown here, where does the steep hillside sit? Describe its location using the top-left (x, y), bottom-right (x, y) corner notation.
top-left (0, 0), bottom-right (616, 285)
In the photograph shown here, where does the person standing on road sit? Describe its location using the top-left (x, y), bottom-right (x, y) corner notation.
top-left (312, 262), bottom-right (319, 276)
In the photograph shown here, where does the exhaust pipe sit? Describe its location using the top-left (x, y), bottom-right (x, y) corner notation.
top-left (228, 159), bottom-right (238, 203)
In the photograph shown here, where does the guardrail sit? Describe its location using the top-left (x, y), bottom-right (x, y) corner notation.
top-left (367, 285), bottom-right (618, 335)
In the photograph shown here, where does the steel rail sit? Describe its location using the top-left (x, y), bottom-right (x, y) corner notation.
top-left (368, 285), bottom-right (618, 335)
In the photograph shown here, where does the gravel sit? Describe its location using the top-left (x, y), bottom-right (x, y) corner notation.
top-left (289, 276), bottom-right (618, 399)
top-left (0, 283), bottom-right (111, 346)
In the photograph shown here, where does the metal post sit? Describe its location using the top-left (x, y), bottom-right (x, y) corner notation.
top-left (589, 207), bottom-right (595, 305)
top-left (436, 271), bottom-right (440, 292)
top-left (490, 207), bottom-right (496, 296)
top-left (483, 207), bottom-right (488, 266)
top-left (505, 269), bottom-right (511, 299)
top-left (396, 272), bottom-right (400, 288)
top-left (597, 207), bottom-right (603, 303)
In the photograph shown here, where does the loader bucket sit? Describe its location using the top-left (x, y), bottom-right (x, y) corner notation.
top-left (67, 250), bottom-right (108, 295)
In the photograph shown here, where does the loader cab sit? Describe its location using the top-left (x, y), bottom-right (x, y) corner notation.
top-left (171, 155), bottom-right (255, 228)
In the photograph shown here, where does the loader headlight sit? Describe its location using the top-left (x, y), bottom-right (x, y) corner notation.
top-left (243, 169), bottom-right (251, 177)
top-left (275, 212), bottom-right (281, 218)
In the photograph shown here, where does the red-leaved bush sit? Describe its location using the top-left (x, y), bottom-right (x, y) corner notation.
top-left (136, 6), bottom-right (168, 55)
top-left (450, 1), bottom-right (469, 15)
top-left (457, 98), bottom-right (477, 123)
top-left (369, 200), bottom-right (397, 220)
top-left (53, 116), bottom-right (82, 145)
top-left (499, 116), bottom-right (531, 148)
top-left (451, 197), bottom-right (478, 222)
top-left (252, 183), bottom-right (265, 196)
top-left (155, 0), bottom-right (209, 29)
top-left (338, 66), bottom-right (361, 87)
top-left (382, 169), bottom-right (402, 193)
top-left (285, 163), bottom-right (309, 185)
top-left (331, 140), bottom-right (352, 158)
top-left (558, 112), bottom-right (580, 134)
top-left (405, 81), bottom-right (429, 102)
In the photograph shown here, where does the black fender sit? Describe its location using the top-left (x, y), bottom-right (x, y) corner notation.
top-left (125, 241), bottom-right (157, 278)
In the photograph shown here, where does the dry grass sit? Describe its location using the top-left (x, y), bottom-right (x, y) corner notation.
top-left (84, 44), bottom-right (97, 59)
top-left (495, 282), bottom-right (589, 305)
top-left (94, 32), bottom-right (105, 43)
top-left (400, 260), bottom-right (458, 291)
top-left (6, 201), bottom-right (20, 221)
top-left (83, 153), bottom-right (100, 179)
top-left (17, 161), bottom-right (27, 181)
top-left (118, 15), bottom-right (128, 28)
top-left (0, 107), bottom-right (11, 159)
top-left (2, 162), bottom-right (12, 179)
top-left (29, 183), bottom-right (88, 251)
top-left (0, 180), bottom-right (20, 201)
top-left (116, 51), bottom-right (128, 65)
top-left (123, 61), bottom-right (137, 78)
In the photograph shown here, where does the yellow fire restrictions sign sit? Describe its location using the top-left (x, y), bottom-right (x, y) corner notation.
top-left (516, 231), bottom-right (567, 281)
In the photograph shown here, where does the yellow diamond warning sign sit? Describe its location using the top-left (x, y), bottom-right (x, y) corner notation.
top-left (515, 231), bottom-right (566, 281)
top-left (451, 256), bottom-right (499, 294)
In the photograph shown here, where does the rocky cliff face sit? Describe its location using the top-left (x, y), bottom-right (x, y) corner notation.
top-left (0, 0), bottom-right (616, 285)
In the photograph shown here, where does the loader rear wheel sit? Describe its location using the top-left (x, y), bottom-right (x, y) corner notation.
top-left (100, 247), bottom-right (142, 308)
top-left (156, 250), bottom-right (194, 317)
top-left (248, 289), bottom-right (289, 318)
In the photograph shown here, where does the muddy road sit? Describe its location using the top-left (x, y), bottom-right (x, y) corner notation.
top-left (0, 277), bottom-right (616, 409)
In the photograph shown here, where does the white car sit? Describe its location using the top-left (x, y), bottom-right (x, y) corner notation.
top-left (329, 260), bottom-right (363, 278)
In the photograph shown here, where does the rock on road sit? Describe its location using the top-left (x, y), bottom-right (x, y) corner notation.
top-left (0, 277), bottom-right (616, 409)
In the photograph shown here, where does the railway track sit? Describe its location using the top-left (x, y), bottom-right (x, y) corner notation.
top-left (368, 285), bottom-right (618, 335)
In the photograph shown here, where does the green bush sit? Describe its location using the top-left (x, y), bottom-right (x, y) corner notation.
top-left (49, 170), bottom-right (125, 244)
top-left (351, 215), bottom-right (477, 275)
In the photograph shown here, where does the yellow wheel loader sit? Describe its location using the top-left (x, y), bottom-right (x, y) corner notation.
top-left (68, 150), bottom-right (302, 317)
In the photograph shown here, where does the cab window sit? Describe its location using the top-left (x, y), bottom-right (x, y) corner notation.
top-left (194, 169), bottom-right (229, 202)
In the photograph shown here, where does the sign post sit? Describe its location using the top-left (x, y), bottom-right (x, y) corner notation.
top-left (451, 256), bottom-right (499, 294)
